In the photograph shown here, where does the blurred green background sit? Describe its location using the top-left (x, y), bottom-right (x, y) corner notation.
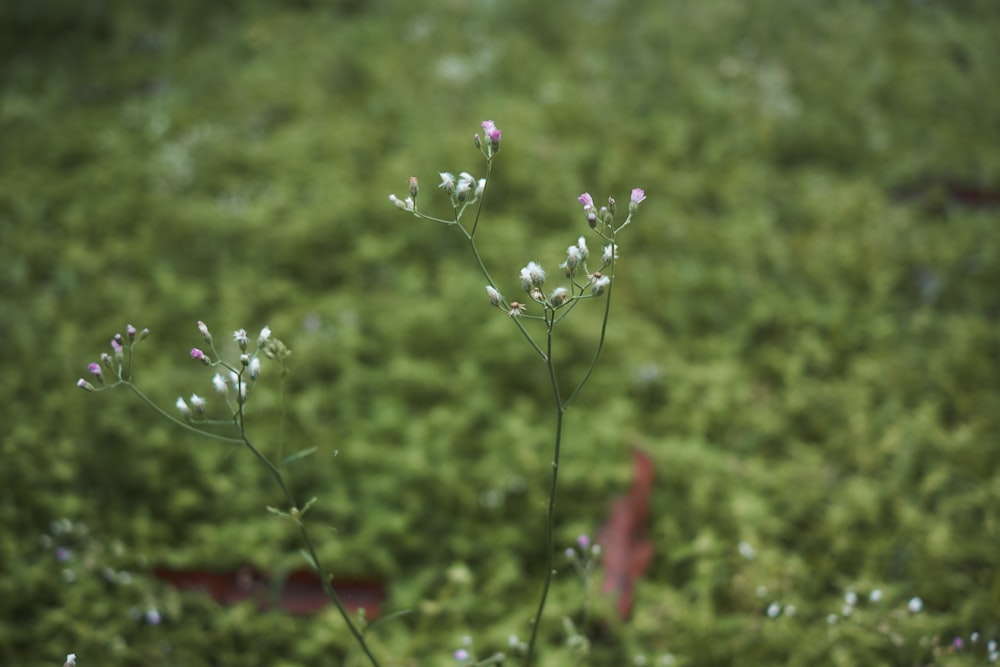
top-left (2, 0), bottom-right (999, 665)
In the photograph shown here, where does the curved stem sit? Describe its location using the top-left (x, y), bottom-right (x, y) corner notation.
top-left (123, 382), bottom-right (244, 445)
top-left (564, 241), bottom-right (616, 408)
top-left (234, 399), bottom-right (382, 667)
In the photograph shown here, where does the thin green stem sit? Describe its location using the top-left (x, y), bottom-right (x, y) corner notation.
top-left (123, 382), bottom-right (243, 445)
top-left (525, 316), bottom-right (565, 665)
top-left (234, 399), bottom-right (382, 667)
top-left (564, 240), bottom-right (616, 408)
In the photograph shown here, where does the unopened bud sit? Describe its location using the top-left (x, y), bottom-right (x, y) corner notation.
top-left (197, 321), bottom-right (212, 344)
top-left (408, 176), bottom-right (419, 199)
top-left (485, 285), bottom-right (502, 307)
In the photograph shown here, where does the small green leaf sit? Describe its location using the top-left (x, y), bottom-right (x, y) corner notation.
top-left (281, 446), bottom-right (318, 466)
top-left (266, 506), bottom-right (290, 519)
top-left (299, 549), bottom-right (318, 572)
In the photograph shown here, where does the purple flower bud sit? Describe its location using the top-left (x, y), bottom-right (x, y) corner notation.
top-left (481, 119), bottom-right (501, 147)
top-left (578, 192), bottom-right (594, 211)
top-left (126, 324), bottom-right (137, 341)
top-left (77, 378), bottom-right (96, 391)
top-left (191, 348), bottom-right (210, 365)
top-left (630, 187), bottom-right (646, 211)
top-left (111, 337), bottom-right (124, 357)
top-left (577, 534), bottom-right (591, 549)
top-left (454, 649), bottom-right (470, 662)
top-left (87, 363), bottom-right (103, 378)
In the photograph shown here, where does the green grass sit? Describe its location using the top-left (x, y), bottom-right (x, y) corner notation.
top-left (2, 1), bottom-right (999, 665)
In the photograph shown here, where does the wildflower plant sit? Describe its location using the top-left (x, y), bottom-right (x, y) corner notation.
top-left (77, 120), bottom-right (644, 667)
top-left (76, 322), bottom-right (382, 666)
top-left (388, 120), bottom-right (646, 663)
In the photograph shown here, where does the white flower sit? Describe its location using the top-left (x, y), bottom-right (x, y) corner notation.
top-left (520, 261), bottom-right (545, 290)
top-left (189, 394), bottom-right (207, 416)
top-left (590, 274), bottom-right (611, 296)
top-left (549, 287), bottom-right (569, 307)
top-left (438, 172), bottom-right (456, 193)
top-left (908, 596), bottom-right (923, 613)
top-left (249, 357), bottom-right (262, 380)
top-left (577, 236), bottom-right (589, 258)
top-left (258, 326), bottom-right (271, 346)
top-left (485, 285), bottom-right (502, 307)
top-left (602, 243), bottom-right (619, 267)
top-left (212, 373), bottom-right (228, 394)
top-left (175, 397), bottom-right (191, 418)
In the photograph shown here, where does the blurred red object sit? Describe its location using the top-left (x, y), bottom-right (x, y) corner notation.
top-left (597, 449), bottom-right (655, 619)
top-left (154, 567), bottom-right (384, 617)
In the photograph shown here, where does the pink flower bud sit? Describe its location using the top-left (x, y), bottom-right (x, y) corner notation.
top-left (578, 192), bottom-right (594, 211)
top-left (87, 363), bottom-right (102, 378)
top-left (481, 119), bottom-right (501, 147)
top-left (630, 187), bottom-right (646, 210)
top-left (197, 320), bottom-right (212, 343)
top-left (191, 348), bottom-right (210, 365)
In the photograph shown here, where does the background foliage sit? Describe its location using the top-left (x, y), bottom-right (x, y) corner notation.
top-left (2, 0), bottom-right (999, 665)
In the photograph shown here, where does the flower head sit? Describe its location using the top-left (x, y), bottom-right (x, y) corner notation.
top-left (233, 328), bottom-right (249, 351)
top-left (189, 394), bottom-right (207, 416)
top-left (197, 320), bottom-right (212, 343)
top-left (630, 188), bottom-right (646, 211)
top-left (549, 286), bottom-right (569, 307)
top-left (191, 348), bottom-right (210, 365)
top-left (560, 245), bottom-right (582, 276)
top-left (485, 285), bottom-right (502, 307)
top-left (87, 362), bottom-right (103, 379)
top-left (601, 243), bottom-right (619, 267)
top-left (175, 397), bottom-right (191, 419)
top-left (508, 302), bottom-right (527, 317)
top-left (439, 172), bottom-right (456, 194)
top-left (212, 373), bottom-right (228, 394)
top-left (519, 261), bottom-right (546, 291)
top-left (64, 654), bottom-right (77, 667)
top-left (388, 194), bottom-right (414, 212)
top-left (578, 192), bottom-right (594, 211)
top-left (590, 273), bottom-right (611, 296)
top-left (481, 119), bottom-right (501, 148)
top-left (258, 326), bottom-right (271, 346)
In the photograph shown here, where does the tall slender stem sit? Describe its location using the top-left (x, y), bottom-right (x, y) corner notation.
top-left (233, 399), bottom-right (382, 667)
top-left (525, 320), bottom-right (566, 665)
